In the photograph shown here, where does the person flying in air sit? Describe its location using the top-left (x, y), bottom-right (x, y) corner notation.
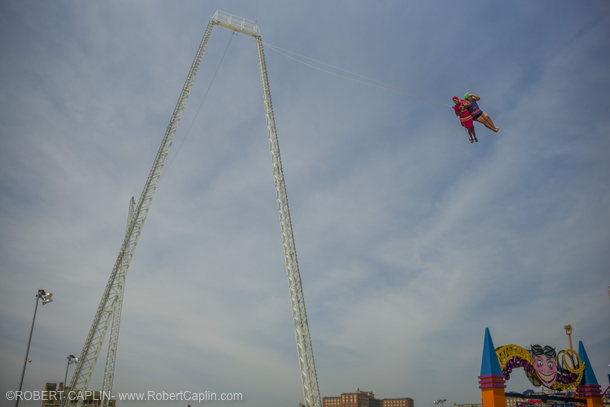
top-left (453, 96), bottom-right (477, 143)
top-left (464, 93), bottom-right (499, 132)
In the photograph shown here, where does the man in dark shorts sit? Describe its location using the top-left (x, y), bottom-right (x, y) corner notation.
top-left (464, 93), bottom-right (499, 132)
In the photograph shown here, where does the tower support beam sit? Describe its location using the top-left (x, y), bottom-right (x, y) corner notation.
top-left (255, 32), bottom-right (321, 407)
top-left (65, 11), bottom-right (321, 407)
top-left (63, 18), bottom-right (216, 407)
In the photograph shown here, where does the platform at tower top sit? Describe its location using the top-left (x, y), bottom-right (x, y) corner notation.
top-left (213, 10), bottom-right (260, 37)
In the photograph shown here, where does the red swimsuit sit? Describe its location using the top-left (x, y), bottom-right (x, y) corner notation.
top-left (454, 100), bottom-right (473, 128)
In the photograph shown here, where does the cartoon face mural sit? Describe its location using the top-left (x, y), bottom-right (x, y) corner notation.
top-left (529, 345), bottom-right (558, 387)
top-left (495, 343), bottom-right (584, 391)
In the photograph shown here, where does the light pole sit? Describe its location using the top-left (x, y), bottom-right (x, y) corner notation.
top-left (15, 289), bottom-right (53, 407)
top-left (434, 399), bottom-right (447, 407)
top-left (63, 354), bottom-right (78, 400)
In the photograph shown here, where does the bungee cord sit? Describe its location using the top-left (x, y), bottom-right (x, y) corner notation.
top-left (162, 33), bottom-right (458, 180)
top-left (263, 41), bottom-right (452, 108)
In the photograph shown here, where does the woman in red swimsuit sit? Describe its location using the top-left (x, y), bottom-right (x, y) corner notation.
top-left (453, 96), bottom-right (477, 143)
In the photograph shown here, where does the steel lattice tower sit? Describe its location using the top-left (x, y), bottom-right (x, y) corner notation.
top-left (64, 11), bottom-right (320, 407)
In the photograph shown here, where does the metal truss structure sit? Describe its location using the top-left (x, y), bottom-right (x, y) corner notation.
top-left (64, 11), bottom-right (320, 407)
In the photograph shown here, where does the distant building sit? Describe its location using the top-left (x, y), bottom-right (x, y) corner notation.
top-left (41, 383), bottom-right (116, 407)
top-left (323, 388), bottom-right (414, 407)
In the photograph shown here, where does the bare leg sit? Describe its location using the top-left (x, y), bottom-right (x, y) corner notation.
top-left (468, 127), bottom-right (477, 142)
top-left (476, 115), bottom-right (496, 132)
top-left (481, 112), bottom-right (499, 132)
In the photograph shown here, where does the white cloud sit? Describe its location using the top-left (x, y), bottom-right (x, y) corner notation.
top-left (1, 2), bottom-right (609, 407)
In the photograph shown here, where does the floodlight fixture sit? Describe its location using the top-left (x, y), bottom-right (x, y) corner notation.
top-left (64, 354), bottom-right (79, 399)
top-left (37, 289), bottom-right (53, 305)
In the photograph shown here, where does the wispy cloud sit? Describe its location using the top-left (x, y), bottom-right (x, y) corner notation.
top-left (1, 2), bottom-right (608, 407)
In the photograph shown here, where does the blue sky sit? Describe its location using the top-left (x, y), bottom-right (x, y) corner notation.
top-left (1, 1), bottom-right (609, 406)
